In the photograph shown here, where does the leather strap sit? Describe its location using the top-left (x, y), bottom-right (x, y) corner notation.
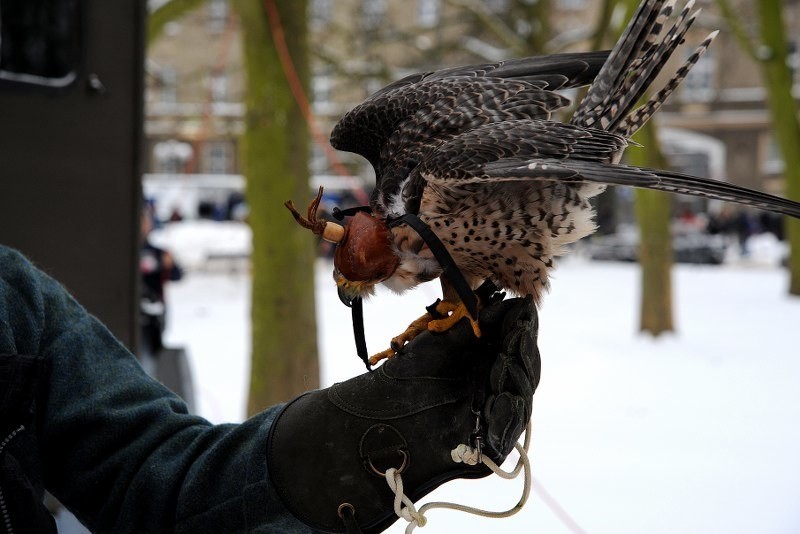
top-left (351, 297), bottom-right (372, 371)
top-left (389, 213), bottom-right (478, 319)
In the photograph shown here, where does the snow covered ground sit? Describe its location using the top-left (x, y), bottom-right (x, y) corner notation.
top-left (159, 222), bottom-right (800, 534)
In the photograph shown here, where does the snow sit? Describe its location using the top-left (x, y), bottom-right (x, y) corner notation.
top-left (157, 221), bottom-right (800, 534)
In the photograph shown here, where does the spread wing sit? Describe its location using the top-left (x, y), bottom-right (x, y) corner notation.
top-left (329, 52), bottom-right (610, 215)
top-left (412, 120), bottom-right (800, 219)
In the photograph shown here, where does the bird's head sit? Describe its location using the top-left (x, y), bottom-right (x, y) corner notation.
top-left (285, 188), bottom-right (399, 307)
top-left (331, 210), bottom-right (399, 305)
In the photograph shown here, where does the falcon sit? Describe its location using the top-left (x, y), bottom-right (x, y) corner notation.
top-left (287, 0), bottom-right (800, 365)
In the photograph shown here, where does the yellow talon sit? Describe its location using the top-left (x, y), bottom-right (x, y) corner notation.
top-left (428, 300), bottom-right (481, 338)
top-left (369, 347), bottom-right (397, 366)
top-left (368, 300), bottom-right (481, 365)
top-left (368, 312), bottom-right (435, 364)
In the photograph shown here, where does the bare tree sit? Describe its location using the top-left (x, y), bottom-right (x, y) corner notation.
top-left (149, 0), bottom-right (319, 412)
top-left (628, 122), bottom-right (675, 335)
top-left (234, 0), bottom-right (319, 413)
top-left (624, 0), bottom-right (674, 335)
top-left (716, 0), bottom-right (800, 295)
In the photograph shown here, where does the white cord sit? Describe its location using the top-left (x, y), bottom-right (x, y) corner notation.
top-left (385, 421), bottom-right (532, 533)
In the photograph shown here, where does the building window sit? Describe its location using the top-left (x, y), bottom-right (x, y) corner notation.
top-left (159, 66), bottom-right (178, 104)
top-left (762, 135), bottom-right (783, 176)
top-left (206, 141), bottom-right (230, 174)
top-left (0, 0), bottom-right (82, 90)
top-left (680, 47), bottom-right (715, 102)
top-left (208, 0), bottom-right (228, 34)
top-left (154, 140), bottom-right (193, 174)
top-left (210, 70), bottom-right (227, 102)
top-left (362, 0), bottom-right (386, 30)
top-left (417, 0), bottom-right (440, 27)
top-left (312, 75), bottom-right (332, 106)
top-left (310, 0), bottom-right (333, 28)
top-left (311, 144), bottom-right (327, 174)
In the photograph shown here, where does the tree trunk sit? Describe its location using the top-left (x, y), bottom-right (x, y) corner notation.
top-left (234, 0), bottom-right (319, 414)
top-left (619, 0), bottom-right (674, 335)
top-left (628, 122), bottom-right (674, 335)
top-left (756, 0), bottom-right (800, 295)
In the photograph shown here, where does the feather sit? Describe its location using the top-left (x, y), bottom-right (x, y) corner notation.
top-left (475, 159), bottom-right (800, 219)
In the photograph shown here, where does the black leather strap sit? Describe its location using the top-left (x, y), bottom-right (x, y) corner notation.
top-left (351, 298), bottom-right (372, 371)
top-left (332, 206), bottom-right (372, 220)
top-left (390, 213), bottom-right (478, 319)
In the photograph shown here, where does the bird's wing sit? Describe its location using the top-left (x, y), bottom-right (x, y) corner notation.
top-left (486, 159), bottom-right (800, 218)
top-left (357, 52), bottom-right (607, 103)
top-left (417, 120), bottom-right (628, 176)
top-left (394, 119), bottom-right (627, 214)
top-left (329, 52), bottom-right (609, 213)
top-left (414, 121), bottom-right (800, 218)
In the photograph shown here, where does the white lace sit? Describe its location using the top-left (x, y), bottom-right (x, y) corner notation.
top-left (385, 421), bottom-right (532, 533)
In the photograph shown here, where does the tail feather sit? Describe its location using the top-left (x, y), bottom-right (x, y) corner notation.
top-left (619, 30), bottom-right (718, 137)
top-left (603, 1), bottom-right (697, 132)
top-left (571, 0), bottom-right (666, 129)
top-left (571, 0), bottom-right (711, 139)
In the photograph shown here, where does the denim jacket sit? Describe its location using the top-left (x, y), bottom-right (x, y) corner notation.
top-left (0, 246), bottom-right (312, 533)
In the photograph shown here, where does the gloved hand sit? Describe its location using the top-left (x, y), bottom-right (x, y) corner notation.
top-left (267, 296), bottom-right (540, 533)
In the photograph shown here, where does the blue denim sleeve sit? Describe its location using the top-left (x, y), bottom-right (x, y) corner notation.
top-left (0, 246), bottom-right (313, 533)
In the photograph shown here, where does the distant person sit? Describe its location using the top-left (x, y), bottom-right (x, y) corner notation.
top-left (168, 207), bottom-right (184, 222)
top-left (226, 191), bottom-right (246, 220)
top-left (140, 205), bottom-right (182, 357)
top-left (709, 205), bottom-right (756, 256)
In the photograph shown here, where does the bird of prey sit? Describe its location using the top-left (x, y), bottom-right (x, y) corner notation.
top-left (287, 0), bottom-right (800, 365)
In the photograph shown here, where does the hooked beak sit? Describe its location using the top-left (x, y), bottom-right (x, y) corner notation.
top-left (338, 285), bottom-right (354, 307)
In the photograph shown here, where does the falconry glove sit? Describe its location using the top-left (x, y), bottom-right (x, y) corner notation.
top-left (267, 296), bottom-right (540, 533)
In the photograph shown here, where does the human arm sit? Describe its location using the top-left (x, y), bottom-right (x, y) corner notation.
top-left (0, 246), bottom-right (310, 533)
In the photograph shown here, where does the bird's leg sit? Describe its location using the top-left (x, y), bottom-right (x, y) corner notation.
top-left (390, 313), bottom-right (435, 350)
top-left (368, 313), bottom-right (433, 366)
top-left (427, 299), bottom-right (481, 338)
top-left (369, 348), bottom-right (396, 366)
top-left (368, 299), bottom-right (451, 365)
top-left (368, 279), bottom-right (485, 366)
top-left (427, 277), bottom-right (482, 338)
top-left (367, 300), bottom-right (481, 365)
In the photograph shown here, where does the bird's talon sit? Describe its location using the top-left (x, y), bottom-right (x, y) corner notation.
top-left (426, 298), bottom-right (444, 318)
top-left (469, 317), bottom-right (481, 338)
top-left (428, 301), bottom-right (482, 338)
top-left (369, 348), bottom-right (396, 366)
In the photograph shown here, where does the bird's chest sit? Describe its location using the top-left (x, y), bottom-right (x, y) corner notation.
top-left (420, 181), bottom-right (569, 242)
top-left (415, 181), bottom-right (595, 291)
